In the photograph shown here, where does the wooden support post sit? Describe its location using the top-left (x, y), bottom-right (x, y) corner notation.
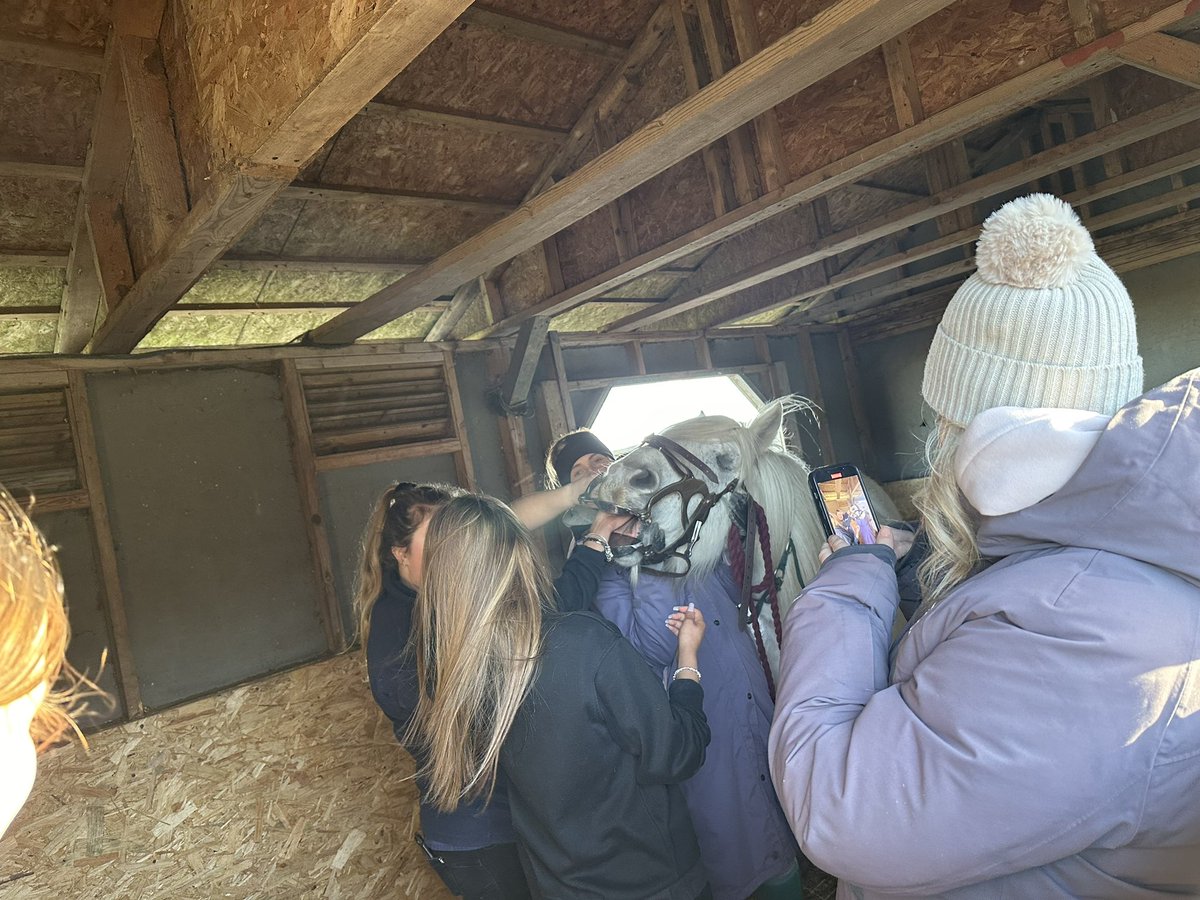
top-left (278, 360), bottom-right (344, 651)
top-left (694, 335), bottom-right (714, 369)
top-left (548, 331), bottom-right (577, 430)
top-left (837, 329), bottom-right (875, 469)
top-left (57, 34), bottom-right (138, 353)
top-left (503, 316), bottom-right (551, 410)
top-left (696, 0), bottom-right (759, 204)
top-left (626, 340), bottom-right (648, 375)
top-left (594, 114), bottom-right (640, 263)
top-left (442, 349), bottom-right (477, 490)
top-left (65, 371), bottom-right (143, 716)
top-left (796, 330), bottom-right (835, 464)
top-left (118, 35), bottom-right (189, 256)
top-left (540, 237), bottom-right (566, 295)
top-left (481, 276), bottom-right (506, 326)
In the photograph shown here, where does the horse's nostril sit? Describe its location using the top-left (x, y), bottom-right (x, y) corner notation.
top-left (630, 469), bottom-right (656, 489)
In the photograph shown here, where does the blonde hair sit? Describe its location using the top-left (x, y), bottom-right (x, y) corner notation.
top-left (0, 488), bottom-right (89, 750)
top-left (352, 482), bottom-right (460, 645)
top-left (406, 495), bottom-right (548, 811)
top-left (915, 421), bottom-right (980, 606)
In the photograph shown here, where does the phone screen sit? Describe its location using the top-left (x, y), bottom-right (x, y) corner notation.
top-left (815, 471), bottom-right (879, 546)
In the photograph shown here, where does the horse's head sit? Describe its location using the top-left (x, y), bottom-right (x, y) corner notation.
top-left (568, 401), bottom-right (787, 577)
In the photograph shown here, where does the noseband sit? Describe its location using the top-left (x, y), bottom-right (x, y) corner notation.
top-left (579, 434), bottom-right (739, 576)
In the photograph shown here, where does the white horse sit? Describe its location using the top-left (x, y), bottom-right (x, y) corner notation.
top-left (570, 398), bottom-right (899, 675)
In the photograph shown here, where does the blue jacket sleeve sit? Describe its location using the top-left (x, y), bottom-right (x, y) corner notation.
top-left (592, 568), bottom-right (680, 670)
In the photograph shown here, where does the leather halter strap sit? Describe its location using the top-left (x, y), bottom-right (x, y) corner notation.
top-left (642, 434), bottom-right (719, 483)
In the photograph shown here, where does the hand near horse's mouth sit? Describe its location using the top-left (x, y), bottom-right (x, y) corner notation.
top-left (610, 517), bottom-right (642, 547)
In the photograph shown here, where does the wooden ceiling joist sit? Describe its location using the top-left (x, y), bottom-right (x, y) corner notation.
top-left (605, 85), bottom-right (1200, 331)
top-left (361, 100), bottom-right (569, 143)
top-left (0, 253), bottom-right (69, 268)
top-left (480, 1), bottom-right (1200, 339)
top-left (279, 182), bottom-right (515, 214)
top-left (0, 32), bottom-right (104, 74)
top-left (86, 0), bottom-right (475, 355)
top-left (774, 147), bottom-right (1200, 325)
top-left (1115, 32), bottom-right (1200, 89)
top-left (303, 0), bottom-right (964, 346)
top-left (0, 160), bottom-right (84, 181)
top-left (214, 257), bottom-right (428, 275)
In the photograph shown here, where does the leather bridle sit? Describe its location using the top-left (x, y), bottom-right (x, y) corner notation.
top-left (578, 434), bottom-right (740, 576)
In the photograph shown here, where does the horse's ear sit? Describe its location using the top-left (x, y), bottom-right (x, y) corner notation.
top-left (748, 400), bottom-right (784, 450)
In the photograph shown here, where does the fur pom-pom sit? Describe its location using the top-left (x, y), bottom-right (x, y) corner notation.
top-left (975, 193), bottom-right (1094, 289)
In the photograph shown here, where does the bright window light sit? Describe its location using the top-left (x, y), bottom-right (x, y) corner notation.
top-left (589, 375), bottom-right (762, 453)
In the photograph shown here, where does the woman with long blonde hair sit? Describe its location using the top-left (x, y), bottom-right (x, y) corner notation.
top-left (356, 481), bottom-right (531, 899)
top-left (0, 487), bottom-right (81, 837)
top-left (409, 493), bottom-right (715, 900)
top-left (769, 195), bottom-right (1200, 896)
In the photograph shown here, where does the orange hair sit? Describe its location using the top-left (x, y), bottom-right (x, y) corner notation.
top-left (0, 487), bottom-right (89, 750)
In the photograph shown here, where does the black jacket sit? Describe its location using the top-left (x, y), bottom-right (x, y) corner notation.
top-left (502, 550), bottom-right (712, 899)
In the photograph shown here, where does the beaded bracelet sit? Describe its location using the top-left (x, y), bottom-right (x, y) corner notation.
top-left (672, 666), bottom-right (701, 682)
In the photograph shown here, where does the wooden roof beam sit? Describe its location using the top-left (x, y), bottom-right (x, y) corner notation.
top-left (214, 256), bottom-right (428, 274)
top-left (361, 100), bottom-right (569, 143)
top-left (303, 0), bottom-right (963, 346)
top-left (606, 87), bottom-right (1200, 332)
top-left (87, 0), bottom-right (473, 354)
top-left (1115, 33), bottom-right (1200, 89)
top-left (279, 182), bottom-right (515, 214)
top-left (0, 31), bottom-right (104, 74)
top-left (482, 1), bottom-right (1200, 339)
top-left (0, 160), bottom-right (84, 181)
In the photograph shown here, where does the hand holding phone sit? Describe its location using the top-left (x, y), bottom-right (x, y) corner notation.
top-left (808, 463), bottom-right (880, 547)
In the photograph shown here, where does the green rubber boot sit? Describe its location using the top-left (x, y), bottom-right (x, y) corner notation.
top-left (752, 860), bottom-right (803, 900)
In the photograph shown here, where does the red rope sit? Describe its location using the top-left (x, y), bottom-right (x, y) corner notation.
top-left (726, 500), bottom-right (782, 699)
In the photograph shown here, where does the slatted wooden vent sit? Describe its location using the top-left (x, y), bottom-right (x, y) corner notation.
top-left (300, 363), bottom-right (454, 463)
top-left (0, 387), bottom-right (83, 504)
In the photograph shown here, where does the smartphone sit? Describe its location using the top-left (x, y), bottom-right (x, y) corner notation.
top-left (808, 463), bottom-right (880, 546)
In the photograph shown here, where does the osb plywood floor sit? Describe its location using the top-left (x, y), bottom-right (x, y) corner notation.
top-left (0, 654), bottom-right (454, 899)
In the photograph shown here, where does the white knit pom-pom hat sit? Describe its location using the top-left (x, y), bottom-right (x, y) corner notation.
top-left (922, 193), bottom-right (1143, 427)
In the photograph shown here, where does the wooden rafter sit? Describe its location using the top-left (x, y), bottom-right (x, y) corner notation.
top-left (361, 100), bottom-right (569, 143)
top-left (693, 99), bottom-right (1200, 328)
top-left (482, 1), bottom-right (1200, 338)
top-left (1116, 32), bottom-right (1200, 89)
top-left (87, 0), bottom-right (474, 354)
top-left (305, 0), bottom-right (963, 345)
top-left (0, 32), bottom-right (104, 73)
top-left (279, 182), bottom-right (514, 214)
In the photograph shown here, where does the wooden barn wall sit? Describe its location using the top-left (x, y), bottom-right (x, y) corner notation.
top-left (318, 453), bottom-right (459, 641)
top-left (3, 653), bottom-right (453, 900)
top-left (83, 367), bottom-right (330, 711)
top-left (850, 253), bottom-right (1200, 484)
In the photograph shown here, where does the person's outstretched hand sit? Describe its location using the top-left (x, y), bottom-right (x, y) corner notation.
top-left (817, 525), bottom-right (897, 566)
top-left (667, 605), bottom-right (706, 664)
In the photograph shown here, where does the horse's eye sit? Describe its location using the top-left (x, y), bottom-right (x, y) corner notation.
top-left (630, 469), bottom-right (656, 489)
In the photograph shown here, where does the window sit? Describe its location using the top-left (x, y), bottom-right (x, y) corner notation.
top-left (588, 375), bottom-right (762, 453)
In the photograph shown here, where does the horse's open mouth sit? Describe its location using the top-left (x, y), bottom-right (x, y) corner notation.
top-left (610, 517), bottom-right (642, 547)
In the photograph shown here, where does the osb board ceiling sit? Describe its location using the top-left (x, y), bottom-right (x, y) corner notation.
top-left (231, 199), bottom-right (505, 263)
top-left (0, 176), bottom-right (77, 249)
top-left (2, 0), bottom-right (110, 45)
top-left (2, 0), bottom-right (1200, 355)
top-left (482, 0), bottom-right (661, 42)
top-left (0, 61), bottom-right (96, 165)
top-left (317, 112), bottom-right (560, 203)
top-left (380, 22), bottom-right (613, 129)
top-left (5, 654), bottom-right (454, 899)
